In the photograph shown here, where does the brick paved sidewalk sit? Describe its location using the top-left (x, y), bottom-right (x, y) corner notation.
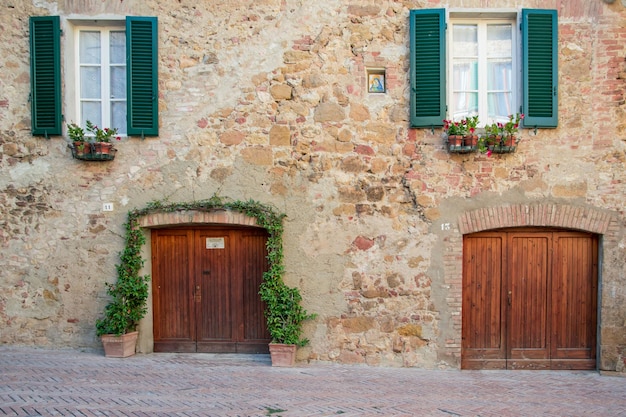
top-left (1, 347), bottom-right (625, 416)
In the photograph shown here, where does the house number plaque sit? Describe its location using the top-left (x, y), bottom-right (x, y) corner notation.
top-left (206, 237), bottom-right (225, 249)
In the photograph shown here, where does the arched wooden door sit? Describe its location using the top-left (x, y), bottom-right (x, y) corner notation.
top-left (151, 226), bottom-right (271, 353)
top-left (462, 229), bottom-right (598, 370)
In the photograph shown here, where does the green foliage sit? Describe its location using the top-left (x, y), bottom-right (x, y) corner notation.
top-left (95, 215), bottom-right (150, 336)
top-left (67, 122), bottom-right (85, 142)
top-left (85, 120), bottom-right (120, 143)
top-left (97, 196), bottom-right (315, 345)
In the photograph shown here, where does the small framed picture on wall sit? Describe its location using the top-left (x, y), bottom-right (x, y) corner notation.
top-left (367, 69), bottom-right (386, 93)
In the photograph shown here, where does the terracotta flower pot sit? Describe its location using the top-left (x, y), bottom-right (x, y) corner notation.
top-left (503, 136), bottom-right (516, 147)
top-left (464, 135), bottom-right (478, 147)
top-left (101, 331), bottom-right (138, 358)
top-left (73, 141), bottom-right (87, 155)
top-left (93, 142), bottom-right (113, 154)
top-left (447, 135), bottom-right (463, 146)
top-left (269, 343), bottom-right (297, 367)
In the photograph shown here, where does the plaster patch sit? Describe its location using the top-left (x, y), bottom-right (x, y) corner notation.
top-left (7, 159), bottom-right (51, 188)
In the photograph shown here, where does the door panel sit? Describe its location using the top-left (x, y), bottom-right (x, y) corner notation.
top-left (462, 229), bottom-right (598, 370)
top-left (152, 230), bottom-right (196, 352)
top-left (462, 234), bottom-right (506, 369)
top-left (152, 227), bottom-right (270, 353)
top-left (240, 232), bottom-right (272, 352)
top-left (550, 233), bottom-right (598, 369)
top-left (508, 234), bottom-right (550, 369)
top-left (196, 232), bottom-right (233, 352)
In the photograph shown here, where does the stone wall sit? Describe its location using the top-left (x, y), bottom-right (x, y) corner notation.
top-left (1, 0), bottom-right (625, 371)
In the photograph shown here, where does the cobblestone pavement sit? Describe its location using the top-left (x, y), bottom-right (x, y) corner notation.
top-left (1, 347), bottom-right (625, 416)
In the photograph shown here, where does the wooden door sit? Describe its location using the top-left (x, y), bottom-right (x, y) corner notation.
top-left (152, 227), bottom-right (271, 353)
top-left (462, 229), bottom-right (598, 370)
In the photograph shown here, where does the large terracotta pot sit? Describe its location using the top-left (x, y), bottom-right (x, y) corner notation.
top-left (101, 331), bottom-right (138, 358)
top-left (269, 343), bottom-right (296, 367)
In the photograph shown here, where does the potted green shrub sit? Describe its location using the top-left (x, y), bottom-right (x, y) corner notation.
top-left (257, 214), bottom-right (316, 366)
top-left (95, 214), bottom-right (150, 358)
top-left (260, 277), bottom-right (316, 366)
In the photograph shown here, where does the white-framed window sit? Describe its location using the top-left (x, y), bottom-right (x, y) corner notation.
top-left (448, 19), bottom-right (516, 126)
top-left (30, 16), bottom-right (158, 137)
top-left (75, 25), bottom-right (127, 135)
top-left (409, 9), bottom-right (557, 130)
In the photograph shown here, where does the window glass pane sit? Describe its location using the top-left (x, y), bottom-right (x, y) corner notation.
top-left (487, 92), bottom-right (512, 120)
top-left (79, 31), bottom-right (101, 64)
top-left (453, 92), bottom-right (478, 119)
top-left (80, 67), bottom-right (101, 99)
top-left (81, 102), bottom-right (101, 128)
top-left (111, 102), bottom-right (127, 135)
top-left (110, 67), bottom-right (127, 99)
top-left (453, 60), bottom-right (478, 90)
top-left (487, 60), bottom-right (512, 90)
top-left (453, 25), bottom-right (477, 56)
top-left (487, 24), bottom-right (512, 58)
top-left (110, 31), bottom-right (126, 64)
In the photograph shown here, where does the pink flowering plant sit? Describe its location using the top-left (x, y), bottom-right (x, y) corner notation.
top-left (483, 113), bottom-right (524, 140)
top-left (502, 113), bottom-right (524, 138)
top-left (442, 119), bottom-right (467, 136)
top-left (86, 120), bottom-right (120, 143)
top-left (443, 115), bottom-right (479, 137)
top-left (478, 113), bottom-right (524, 155)
top-left (465, 115), bottom-right (479, 136)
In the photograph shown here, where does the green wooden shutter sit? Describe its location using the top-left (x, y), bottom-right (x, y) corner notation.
top-left (409, 9), bottom-right (446, 128)
top-left (522, 9), bottom-right (558, 128)
top-left (126, 16), bottom-right (158, 136)
top-left (29, 16), bottom-right (61, 137)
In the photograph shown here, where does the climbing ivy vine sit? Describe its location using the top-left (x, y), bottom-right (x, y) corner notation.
top-left (96, 196), bottom-right (314, 346)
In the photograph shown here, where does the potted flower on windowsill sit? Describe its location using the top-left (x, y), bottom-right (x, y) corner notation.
top-left (67, 122), bottom-right (87, 156)
top-left (479, 113), bottom-right (523, 155)
top-left (86, 120), bottom-right (120, 155)
top-left (464, 115), bottom-right (479, 147)
top-left (67, 120), bottom-right (120, 161)
top-left (443, 115), bottom-right (479, 152)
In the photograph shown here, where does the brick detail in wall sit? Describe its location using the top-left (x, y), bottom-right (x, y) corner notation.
top-left (457, 203), bottom-right (613, 235)
top-left (138, 210), bottom-right (260, 228)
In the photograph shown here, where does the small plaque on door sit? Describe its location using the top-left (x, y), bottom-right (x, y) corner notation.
top-left (206, 237), bottom-right (225, 249)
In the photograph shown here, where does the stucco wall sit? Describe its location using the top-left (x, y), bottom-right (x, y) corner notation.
top-left (1, 0), bottom-right (625, 371)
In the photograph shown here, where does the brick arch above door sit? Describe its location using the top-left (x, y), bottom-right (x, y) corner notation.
top-left (138, 209), bottom-right (261, 229)
top-left (458, 203), bottom-right (614, 235)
